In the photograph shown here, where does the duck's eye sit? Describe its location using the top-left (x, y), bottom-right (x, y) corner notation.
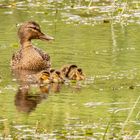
top-left (28, 26), bottom-right (40, 31)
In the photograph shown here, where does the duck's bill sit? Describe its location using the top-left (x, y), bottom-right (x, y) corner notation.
top-left (39, 33), bottom-right (54, 41)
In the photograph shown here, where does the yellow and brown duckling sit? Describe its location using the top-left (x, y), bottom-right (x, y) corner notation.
top-left (36, 69), bottom-right (64, 84)
top-left (61, 64), bottom-right (85, 81)
top-left (37, 70), bottom-right (52, 84)
top-left (50, 69), bottom-right (64, 83)
top-left (11, 21), bottom-right (54, 70)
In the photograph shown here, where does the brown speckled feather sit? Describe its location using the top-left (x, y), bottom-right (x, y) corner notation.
top-left (11, 46), bottom-right (51, 70)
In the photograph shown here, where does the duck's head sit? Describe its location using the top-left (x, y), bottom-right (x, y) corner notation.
top-left (18, 21), bottom-right (54, 43)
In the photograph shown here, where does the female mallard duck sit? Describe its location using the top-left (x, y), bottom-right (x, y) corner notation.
top-left (61, 64), bottom-right (85, 81)
top-left (11, 21), bottom-right (54, 70)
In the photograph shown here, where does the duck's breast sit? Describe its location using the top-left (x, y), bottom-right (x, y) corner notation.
top-left (20, 47), bottom-right (50, 70)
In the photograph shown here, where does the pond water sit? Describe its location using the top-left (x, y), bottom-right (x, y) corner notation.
top-left (0, 0), bottom-right (140, 139)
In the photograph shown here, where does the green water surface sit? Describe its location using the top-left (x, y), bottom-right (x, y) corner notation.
top-left (0, 0), bottom-right (140, 139)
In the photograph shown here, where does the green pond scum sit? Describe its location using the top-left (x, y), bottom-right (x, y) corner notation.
top-left (0, 0), bottom-right (140, 139)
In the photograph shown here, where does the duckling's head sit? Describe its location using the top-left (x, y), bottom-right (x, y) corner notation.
top-left (62, 65), bottom-right (85, 81)
top-left (65, 65), bottom-right (78, 77)
top-left (50, 70), bottom-right (64, 83)
top-left (39, 70), bottom-right (52, 84)
top-left (68, 68), bottom-right (85, 81)
top-left (61, 65), bottom-right (77, 78)
top-left (18, 21), bottom-right (54, 43)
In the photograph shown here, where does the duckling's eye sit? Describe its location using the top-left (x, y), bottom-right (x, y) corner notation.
top-left (56, 71), bottom-right (60, 75)
top-left (77, 68), bottom-right (82, 73)
top-left (50, 69), bottom-right (55, 73)
top-left (40, 77), bottom-right (44, 81)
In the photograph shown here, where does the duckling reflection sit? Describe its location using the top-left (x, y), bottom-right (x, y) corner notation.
top-left (39, 83), bottom-right (62, 93)
top-left (61, 64), bottom-right (85, 81)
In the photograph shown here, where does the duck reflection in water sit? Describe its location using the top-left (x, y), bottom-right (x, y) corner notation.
top-left (13, 69), bottom-right (63, 113)
top-left (15, 84), bottom-right (49, 113)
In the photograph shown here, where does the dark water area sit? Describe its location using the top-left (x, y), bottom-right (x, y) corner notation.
top-left (0, 0), bottom-right (140, 139)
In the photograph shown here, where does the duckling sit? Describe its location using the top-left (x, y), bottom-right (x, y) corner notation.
top-left (37, 70), bottom-right (52, 84)
top-left (11, 21), bottom-right (54, 70)
top-left (50, 69), bottom-right (64, 83)
top-left (61, 64), bottom-right (85, 81)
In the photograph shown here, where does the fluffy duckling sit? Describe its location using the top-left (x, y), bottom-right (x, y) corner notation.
top-left (37, 70), bottom-right (52, 84)
top-left (61, 64), bottom-right (85, 81)
top-left (50, 69), bottom-right (64, 83)
top-left (11, 21), bottom-right (54, 70)
top-left (36, 69), bottom-right (64, 84)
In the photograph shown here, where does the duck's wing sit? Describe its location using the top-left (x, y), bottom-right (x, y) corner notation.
top-left (34, 47), bottom-right (50, 61)
top-left (11, 49), bottom-right (22, 66)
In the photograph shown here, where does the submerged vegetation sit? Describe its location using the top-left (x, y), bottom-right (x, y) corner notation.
top-left (0, 0), bottom-right (140, 139)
